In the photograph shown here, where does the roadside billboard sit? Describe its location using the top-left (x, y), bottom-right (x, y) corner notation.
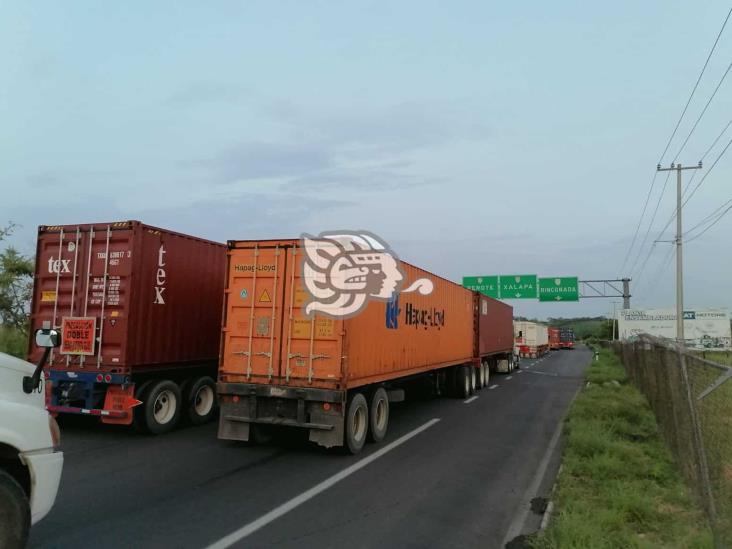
top-left (617, 309), bottom-right (731, 349)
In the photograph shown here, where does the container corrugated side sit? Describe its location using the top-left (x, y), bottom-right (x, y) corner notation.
top-left (29, 221), bottom-right (226, 373)
top-left (477, 296), bottom-right (514, 356)
top-left (219, 240), bottom-right (475, 391)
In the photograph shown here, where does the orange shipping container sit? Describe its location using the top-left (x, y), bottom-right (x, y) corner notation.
top-left (218, 239), bottom-right (513, 453)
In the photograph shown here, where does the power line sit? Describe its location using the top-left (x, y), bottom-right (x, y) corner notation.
top-left (684, 133), bottom-right (732, 204)
top-left (628, 170), bottom-right (672, 276)
top-left (664, 6), bottom-right (732, 162)
top-left (655, 116), bottom-right (732, 240)
top-left (619, 6), bottom-right (732, 276)
top-left (671, 58), bottom-right (732, 161)
top-left (686, 197), bottom-right (732, 234)
top-left (686, 201), bottom-right (732, 242)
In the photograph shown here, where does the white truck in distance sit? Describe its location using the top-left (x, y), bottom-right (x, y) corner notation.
top-left (0, 329), bottom-right (64, 549)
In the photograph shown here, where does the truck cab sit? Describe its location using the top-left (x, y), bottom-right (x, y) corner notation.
top-left (0, 330), bottom-right (64, 548)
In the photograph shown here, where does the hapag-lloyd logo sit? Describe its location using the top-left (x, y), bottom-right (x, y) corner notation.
top-left (301, 231), bottom-right (433, 319)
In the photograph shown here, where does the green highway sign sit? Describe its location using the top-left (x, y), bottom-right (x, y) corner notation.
top-left (538, 277), bottom-right (579, 302)
top-left (499, 274), bottom-right (537, 299)
top-left (462, 276), bottom-right (500, 298)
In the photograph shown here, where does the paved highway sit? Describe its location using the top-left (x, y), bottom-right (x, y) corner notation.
top-left (30, 347), bottom-right (590, 549)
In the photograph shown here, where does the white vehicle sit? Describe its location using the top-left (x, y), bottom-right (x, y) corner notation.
top-left (0, 328), bottom-right (63, 549)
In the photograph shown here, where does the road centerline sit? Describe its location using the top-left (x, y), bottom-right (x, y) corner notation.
top-left (463, 396), bottom-right (478, 404)
top-left (204, 418), bottom-right (441, 549)
top-left (489, 384), bottom-right (499, 390)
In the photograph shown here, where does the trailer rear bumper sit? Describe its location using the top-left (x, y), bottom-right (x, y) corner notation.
top-left (217, 382), bottom-right (346, 448)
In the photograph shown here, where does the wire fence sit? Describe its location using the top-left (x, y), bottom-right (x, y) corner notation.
top-left (610, 335), bottom-right (732, 547)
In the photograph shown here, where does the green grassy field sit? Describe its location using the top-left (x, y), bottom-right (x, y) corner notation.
top-left (0, 324), bottom-right (27, 358)
top-left (695, 350), bottom-right (732, 367)
top-left (532, 348), bottom-right (713, 548)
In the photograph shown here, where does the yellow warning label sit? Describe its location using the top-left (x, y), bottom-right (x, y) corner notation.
top-left (41, 291), bottom-right (57, 302)
top-left (111, 311), bottom-right (120, 317)
top-left (294, 287), bottom-right (309, 307)
top-left (292, 318), bottom-right (335, 338)
top-left (259, 289), bottom-right (271, 303)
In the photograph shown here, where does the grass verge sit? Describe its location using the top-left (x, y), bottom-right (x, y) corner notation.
top-left (531, 348), bottom-right (713, 548)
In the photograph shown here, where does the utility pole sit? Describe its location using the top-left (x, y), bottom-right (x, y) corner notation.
top-left (656, 161), bottom-right (702, 345)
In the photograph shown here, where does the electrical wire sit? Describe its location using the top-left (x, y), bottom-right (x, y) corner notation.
top-left (686, 201), bottom-right (732, 242)
top-left (620, 6), bottom-right (732, 276)
top-left (654, 116), bottom-right (732, 240)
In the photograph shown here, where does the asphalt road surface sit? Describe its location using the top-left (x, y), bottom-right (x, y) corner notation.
top-left (30, 346), bottom-right (591, 549)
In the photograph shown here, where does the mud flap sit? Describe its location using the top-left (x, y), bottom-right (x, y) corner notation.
top-left (218, 401), bottom-right (251, 441)
top-left (101, 385), bottom-right (137, 425)
top-left (308, 410), bottom-right (343, 448)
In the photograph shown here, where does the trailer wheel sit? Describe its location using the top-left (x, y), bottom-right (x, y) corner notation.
top-left (186, 376), bottom-right (218, 425)
top-left (456, 366), bottom-right (471, 399)
top-left (477, 364), bottom-right (486, 389)
top-left (0, 470), bottom-right (30, 549)
top-left (133, 380), bottom-right (155, 433)
top-left (368, 388), bottom-right (389, 443)
top-left (143, 380), bottom-right (182, 435)
top-left (469, 366), bottom-right (477, 394)
top-left (345, 393), bottom-right (368, 454)
top-left (484, 362), bottom-right (490, 386)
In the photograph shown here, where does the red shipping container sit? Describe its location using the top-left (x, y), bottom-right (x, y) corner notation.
top-left (476, 295), bottom-right (514, 357)
top-left (28, 221), bottom-right (227, 430)
top-left (549, 327), bottom-right (561, 350)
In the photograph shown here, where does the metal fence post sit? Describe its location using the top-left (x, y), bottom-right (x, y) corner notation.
top-left (678, 347), bottom-right (719, 545)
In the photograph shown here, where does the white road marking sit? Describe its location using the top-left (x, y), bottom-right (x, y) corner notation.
top-left (506, 376), bottom-right (513, 380)
top-left (516, 370), bottom-right (524, 374)
top-left (463, 396), bottom-right (478, 404)
top-left (205, 418), bottom-right (441, 549)
top-left (489, 384), bottom-right (499, 390)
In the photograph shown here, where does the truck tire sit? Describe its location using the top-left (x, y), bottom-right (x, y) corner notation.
top-left (143, 380), bottom-right (182, 435)
top-left (185, 376), bottom-right (218, 425)
top-left (469, 366), bottom-right (477, 394)
top-left (345, 393), bottom-right (368, 454)
top-left (482, 361), bottom-right (490, 387)
top-left (133, 380), bottom-right (155, 433)
top-left (477, 364), bottom-right (485, 389)
top-left (368, 388), bottom-right (389, 443)
top-left (456, 366), bottom-right (471, 399)
top-left (0, 470), bottom-right (30, 549)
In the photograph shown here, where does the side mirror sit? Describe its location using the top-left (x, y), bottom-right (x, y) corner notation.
top-left (23, 328), bottom-right (61, 394)
top-left (35, 328), bottom-right (61, 348)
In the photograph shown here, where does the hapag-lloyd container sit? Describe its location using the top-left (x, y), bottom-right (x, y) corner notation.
top-left (28, 221), bottom-right (226, 430)
top-left (218, 239), bottom-right (515, 452)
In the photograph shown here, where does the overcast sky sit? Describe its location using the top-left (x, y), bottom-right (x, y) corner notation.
top-left (2, 1), bottom-right (730, 320)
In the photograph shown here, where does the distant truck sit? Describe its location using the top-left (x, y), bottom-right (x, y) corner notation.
top-left (28, 221), bottom-right (227, 434)
top-left (560, 328), bottom-right (575, 350)
top-left (217, 239), bottom-right (516, 454)
top-left (514, 321), bottom-right (549, 358)
top-left (548, 327), bottom-right (561, 350)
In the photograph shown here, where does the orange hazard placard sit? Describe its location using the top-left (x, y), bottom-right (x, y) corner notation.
top-left (60, 317), bottom-right (97, 356)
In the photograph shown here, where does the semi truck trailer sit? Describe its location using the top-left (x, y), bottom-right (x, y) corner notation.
top-left (514, 321), bottom-right (549, 358)
top-left (28, 221), bottom-right (227, 434)
top-left (217, 239), bottom-right (515, 454)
